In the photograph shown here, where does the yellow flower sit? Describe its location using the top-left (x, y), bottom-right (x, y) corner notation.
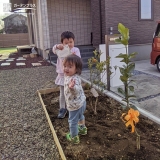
top-left (122, 108), bottom-right (139, 133)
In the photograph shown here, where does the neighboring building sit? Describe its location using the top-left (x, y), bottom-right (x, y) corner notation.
top-left (2, 14), bottom-right (28, 34)
top-left (10, 0), bottom-right (160, 60)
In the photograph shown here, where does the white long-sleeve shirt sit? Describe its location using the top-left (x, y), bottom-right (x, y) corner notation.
top-left (52, 45), bottom-right (81, 74)
top-left (64, 74), bottom-right (86, 111)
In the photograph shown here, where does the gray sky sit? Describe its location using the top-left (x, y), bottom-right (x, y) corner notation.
top-left (0, 0), bottom-right (9, 14)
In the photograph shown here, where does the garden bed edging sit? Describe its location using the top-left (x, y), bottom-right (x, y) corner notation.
top-left (37, 88), bottom-right (66, 160)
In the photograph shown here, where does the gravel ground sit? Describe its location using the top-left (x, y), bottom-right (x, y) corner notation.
top-left (0, 66), bottom-right (61, 160)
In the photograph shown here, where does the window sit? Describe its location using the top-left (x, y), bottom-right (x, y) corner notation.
top-left (139, 0), bottom-right (153, 20)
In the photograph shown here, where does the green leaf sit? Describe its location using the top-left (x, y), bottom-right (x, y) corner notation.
top-left (127, 63), bottom-right (135, 72)
top-left (128, 95), bottom-right (137, 100)
top-left (120, 57), bottom-right (130, 64)
top-left (121, 104), bottom-right (127, 109)
top-left (128, 86), bottom-right (134, 92)
top-left (122, 98), bottom-right (127, 102)
top-left (130, 100), bottom-right (140, 107)
top-left (119, 67), bottom-right (129, 77)
top-left (120, 75), bottom-right (128, 82)
top-left (118, 23), bottom-right (126, 36)
top-left (128, 79), bottom-right (135, 85)
top-left (119, 67), bottom-right (125, 75)
top-left (116, 53), bottom-right (127, 59)
top-left (122, 64), bottom-right (127, 68)
top-left (117, 23), bottom-right (129, 46)
top-left (125, 28), bottom-right (129, 39)
top-left (121, 39), bottom-right (128, 45)
top-left (129, 104), bottom-right (138, 110)
top-left (122, 28), bottom-right (129, 40)
top-left (115, 39), bottom-right (121, 43)
top-left (129, 52), bottom-right (138, 59)
top-left (117, 87), bottom-right (125, 96)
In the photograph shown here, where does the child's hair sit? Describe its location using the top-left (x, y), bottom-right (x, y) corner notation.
top-left (63, 54), bottom-right (82, 75)
top-left (61, 31), bottom-right (75, 43)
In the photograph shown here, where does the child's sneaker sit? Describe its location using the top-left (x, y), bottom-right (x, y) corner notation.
top-left (57, 108), bottom-right (67, 119)
top-left (78, 125), bottom-right (87, 135)
top-left (66, 133), bottom-right (80, 144)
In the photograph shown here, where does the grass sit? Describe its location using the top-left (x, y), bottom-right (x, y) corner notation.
top-left (0, 47), bottom-right (17, 56)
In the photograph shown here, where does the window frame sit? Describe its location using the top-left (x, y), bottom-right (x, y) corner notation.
top-left (138, 0), bottom-right (154, 21)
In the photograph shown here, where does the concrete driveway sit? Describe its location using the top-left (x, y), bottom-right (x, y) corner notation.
top-left (111, 59), bottom-right (160, 121)
top-left (135, 60), bottom-right (160, 77)
top-left (134, 60), bottom-right (160, 118)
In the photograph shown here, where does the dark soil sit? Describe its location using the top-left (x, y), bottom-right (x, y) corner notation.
top-left (41, 90), bottom-right (160, 160)
top-left (0, 52), bottom-right (51, 70)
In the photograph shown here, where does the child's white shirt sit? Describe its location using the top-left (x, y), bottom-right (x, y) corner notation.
top-left (64, 74), bottom-right (86, 111)
top-left (52, 45), bottom-right (81, 74)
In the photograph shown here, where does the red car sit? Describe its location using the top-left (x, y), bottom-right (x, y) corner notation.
top-left (151, 21), bottom-right (160, 72)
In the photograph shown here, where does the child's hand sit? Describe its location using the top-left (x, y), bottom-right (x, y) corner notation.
top-left (69, 79), bottom-right (75, 89)
top-left (56, 44), bottom-right (64, 50)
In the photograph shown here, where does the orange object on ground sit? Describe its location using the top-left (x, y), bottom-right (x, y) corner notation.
top-left (122, 108), bottom-right (139, 133)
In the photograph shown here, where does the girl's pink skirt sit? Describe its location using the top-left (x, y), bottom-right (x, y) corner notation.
top-left (55, 73), bottom-right (64, 86)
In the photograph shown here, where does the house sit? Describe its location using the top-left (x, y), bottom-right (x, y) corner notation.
top-left (2, 14), bottom-right (28, 34)
top-left (10, 0), bottom-right (160, 61)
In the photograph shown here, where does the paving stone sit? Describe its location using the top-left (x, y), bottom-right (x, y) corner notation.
top-left (32, 63), bottom-right (42, 66)
top-left (16, 58), bottom-right (26, 61)
top-left (6, 59), bottom-right (14, 62)
top-left (1, 63), bottom-right (11, 66)
top-left (16, 63), bottom-right (26, 66)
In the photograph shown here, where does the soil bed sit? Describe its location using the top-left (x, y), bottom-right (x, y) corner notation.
top-left (41, 90), bottom-right (160, 160)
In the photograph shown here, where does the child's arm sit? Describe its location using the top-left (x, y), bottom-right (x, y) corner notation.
top-left (68, 77), bottom-right (81, 94)
top-left (72, 48), bottom-right (81, 58)
top-left (52, 44), bottom-right (64, 54)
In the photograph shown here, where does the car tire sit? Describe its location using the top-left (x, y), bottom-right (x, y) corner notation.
top-left (157, 57), bottom-right (160, 72)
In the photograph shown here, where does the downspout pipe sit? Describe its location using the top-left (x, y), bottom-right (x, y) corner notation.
top-left (29, 10), bottom-right (35, 44)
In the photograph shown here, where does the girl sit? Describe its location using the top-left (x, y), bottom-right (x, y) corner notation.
top-left (52, 31), bottom-right (81, 118)
top-left (63, 54), bottom-right (87, 144)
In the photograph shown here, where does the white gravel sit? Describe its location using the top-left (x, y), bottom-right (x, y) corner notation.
top-left (0, 66), bottom-right (61, 160)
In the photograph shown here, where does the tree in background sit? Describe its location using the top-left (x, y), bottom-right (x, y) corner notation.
top-left (0, 13), bottom-right (10, 33)
top-left (0, 13), bottom-right (28, 34)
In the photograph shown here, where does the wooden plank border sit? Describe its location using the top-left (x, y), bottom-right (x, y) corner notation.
top-left (37, 88), bottom-right (66, 160)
